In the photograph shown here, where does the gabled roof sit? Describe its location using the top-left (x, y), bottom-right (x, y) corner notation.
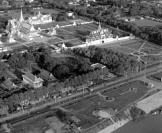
top-left (23, 72), bottom-right (43, 82)
top-left (26, 72), bottom-right (36, 81)
top-left (3, 79), bottom-right (15, 89)
top-left (152, 72), bottom-right (162, 79)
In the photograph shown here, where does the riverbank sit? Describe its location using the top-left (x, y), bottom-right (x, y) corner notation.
top-left (114, 114), bottom-right (162, 133)
top-left (98, 119), bottom-right (129, 133)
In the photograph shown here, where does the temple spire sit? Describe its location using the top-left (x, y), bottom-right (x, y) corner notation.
top-left (38, 10), bottom-right (41, 17)
top-left (98, 22), bottom-right (102, 30)
top-left (19, 8), bottom-right (24, 22)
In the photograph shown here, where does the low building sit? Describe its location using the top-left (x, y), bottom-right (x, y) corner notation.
top-left (67, 12), bottom-right (74, 18)
top-left (70, 115), bottom-right (81, 124)
top-left (152, 72), bottom-right (162, 81)
top-left (5, 70), bottom-right (18, 79)
top-left (61, 86), bottom-right (74, 94)
top-left (22, 72), bottom-right (43, 88)
top-left (2, 78), bottom-right (17, 90)
top-left (47, 27), bottom-right (57, 36)
top-left (68, 0), bottom-right (80, 5)
top-left (91, 63), bottom-right (106, 69)
top-left (93, 108), bottom-right (116, 119)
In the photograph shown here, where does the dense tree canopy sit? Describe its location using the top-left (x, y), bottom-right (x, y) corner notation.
top-left (70, 46), bottom-right (141, 75)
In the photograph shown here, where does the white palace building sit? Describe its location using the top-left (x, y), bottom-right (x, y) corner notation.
top-left (85, 23), bottom-right (118, 45)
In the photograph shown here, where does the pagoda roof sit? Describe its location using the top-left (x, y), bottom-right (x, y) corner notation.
top-left (19, 21), bottom-right (35, 34)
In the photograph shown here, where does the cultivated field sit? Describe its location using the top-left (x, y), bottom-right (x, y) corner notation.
top-left (101, 38), bottom-right (162, 64)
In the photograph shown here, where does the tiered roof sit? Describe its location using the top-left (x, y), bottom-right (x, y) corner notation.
top-left (86, 23), bottom-right (112, 41)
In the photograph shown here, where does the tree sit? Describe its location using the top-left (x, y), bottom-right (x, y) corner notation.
top-left (55, 13), bottom-right (67, 21)
top-left (52, 65), bottom-right (70, 79)
top-left (56, 109), bottom-right (70, 123)
top-left (8, 53), bottom-right (27, 69)
top-left (129, 106), bottom-right (145, 121)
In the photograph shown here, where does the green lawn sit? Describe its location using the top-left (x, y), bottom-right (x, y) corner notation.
top-left (132, 19), bottom-right (162, 27)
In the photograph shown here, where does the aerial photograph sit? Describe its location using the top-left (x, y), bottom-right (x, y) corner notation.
top-left (1, 0), bottom-right (162, 133)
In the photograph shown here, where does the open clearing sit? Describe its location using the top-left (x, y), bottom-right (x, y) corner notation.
top-left (132, 19), bottom-right (162, 27)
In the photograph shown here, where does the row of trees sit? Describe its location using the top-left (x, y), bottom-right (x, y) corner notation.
top-left (94, 0), bottom-right (162, 18)
top-left (129, 106), bottom-right (145, 121)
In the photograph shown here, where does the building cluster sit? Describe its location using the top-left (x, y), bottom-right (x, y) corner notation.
top-left (5, 9), bottom-right (53, 41)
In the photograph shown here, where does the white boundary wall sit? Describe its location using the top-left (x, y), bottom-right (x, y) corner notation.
top-left (71, 36), bottom-right (131, 49)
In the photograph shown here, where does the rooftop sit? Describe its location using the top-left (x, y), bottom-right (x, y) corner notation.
top-left (91, 63), bottom-right (106, 69)
top-left (2, 79), bottom-right (15, 90)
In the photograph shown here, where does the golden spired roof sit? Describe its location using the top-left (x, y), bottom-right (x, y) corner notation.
top-left (19, 8), bottom-right (24, 23)
top-left (98, 22), bottom-right (102, 31)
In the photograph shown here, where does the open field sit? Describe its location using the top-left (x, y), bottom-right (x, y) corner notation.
top-left (132, 19), bottom-right (162, 27)
top-left (62, 22), bottom-right (99, 33)
top-left (56, 29), bottom-right (77, 40)
top-left (47, 37), bottom-right (63, 45)
top-left (101, 38), bottom-right (162, 64)
top-left (65, 38), bottom-right (84, 46)
top-left (65, 80), bottom-right (149, 129)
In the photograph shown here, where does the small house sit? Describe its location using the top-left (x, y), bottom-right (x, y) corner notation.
top-left (152, 72), bottom-right (162, 82)
top-left (2, 78), bottom-right (17, 90)
top-left (91, 63), bottom-right (106, 69)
